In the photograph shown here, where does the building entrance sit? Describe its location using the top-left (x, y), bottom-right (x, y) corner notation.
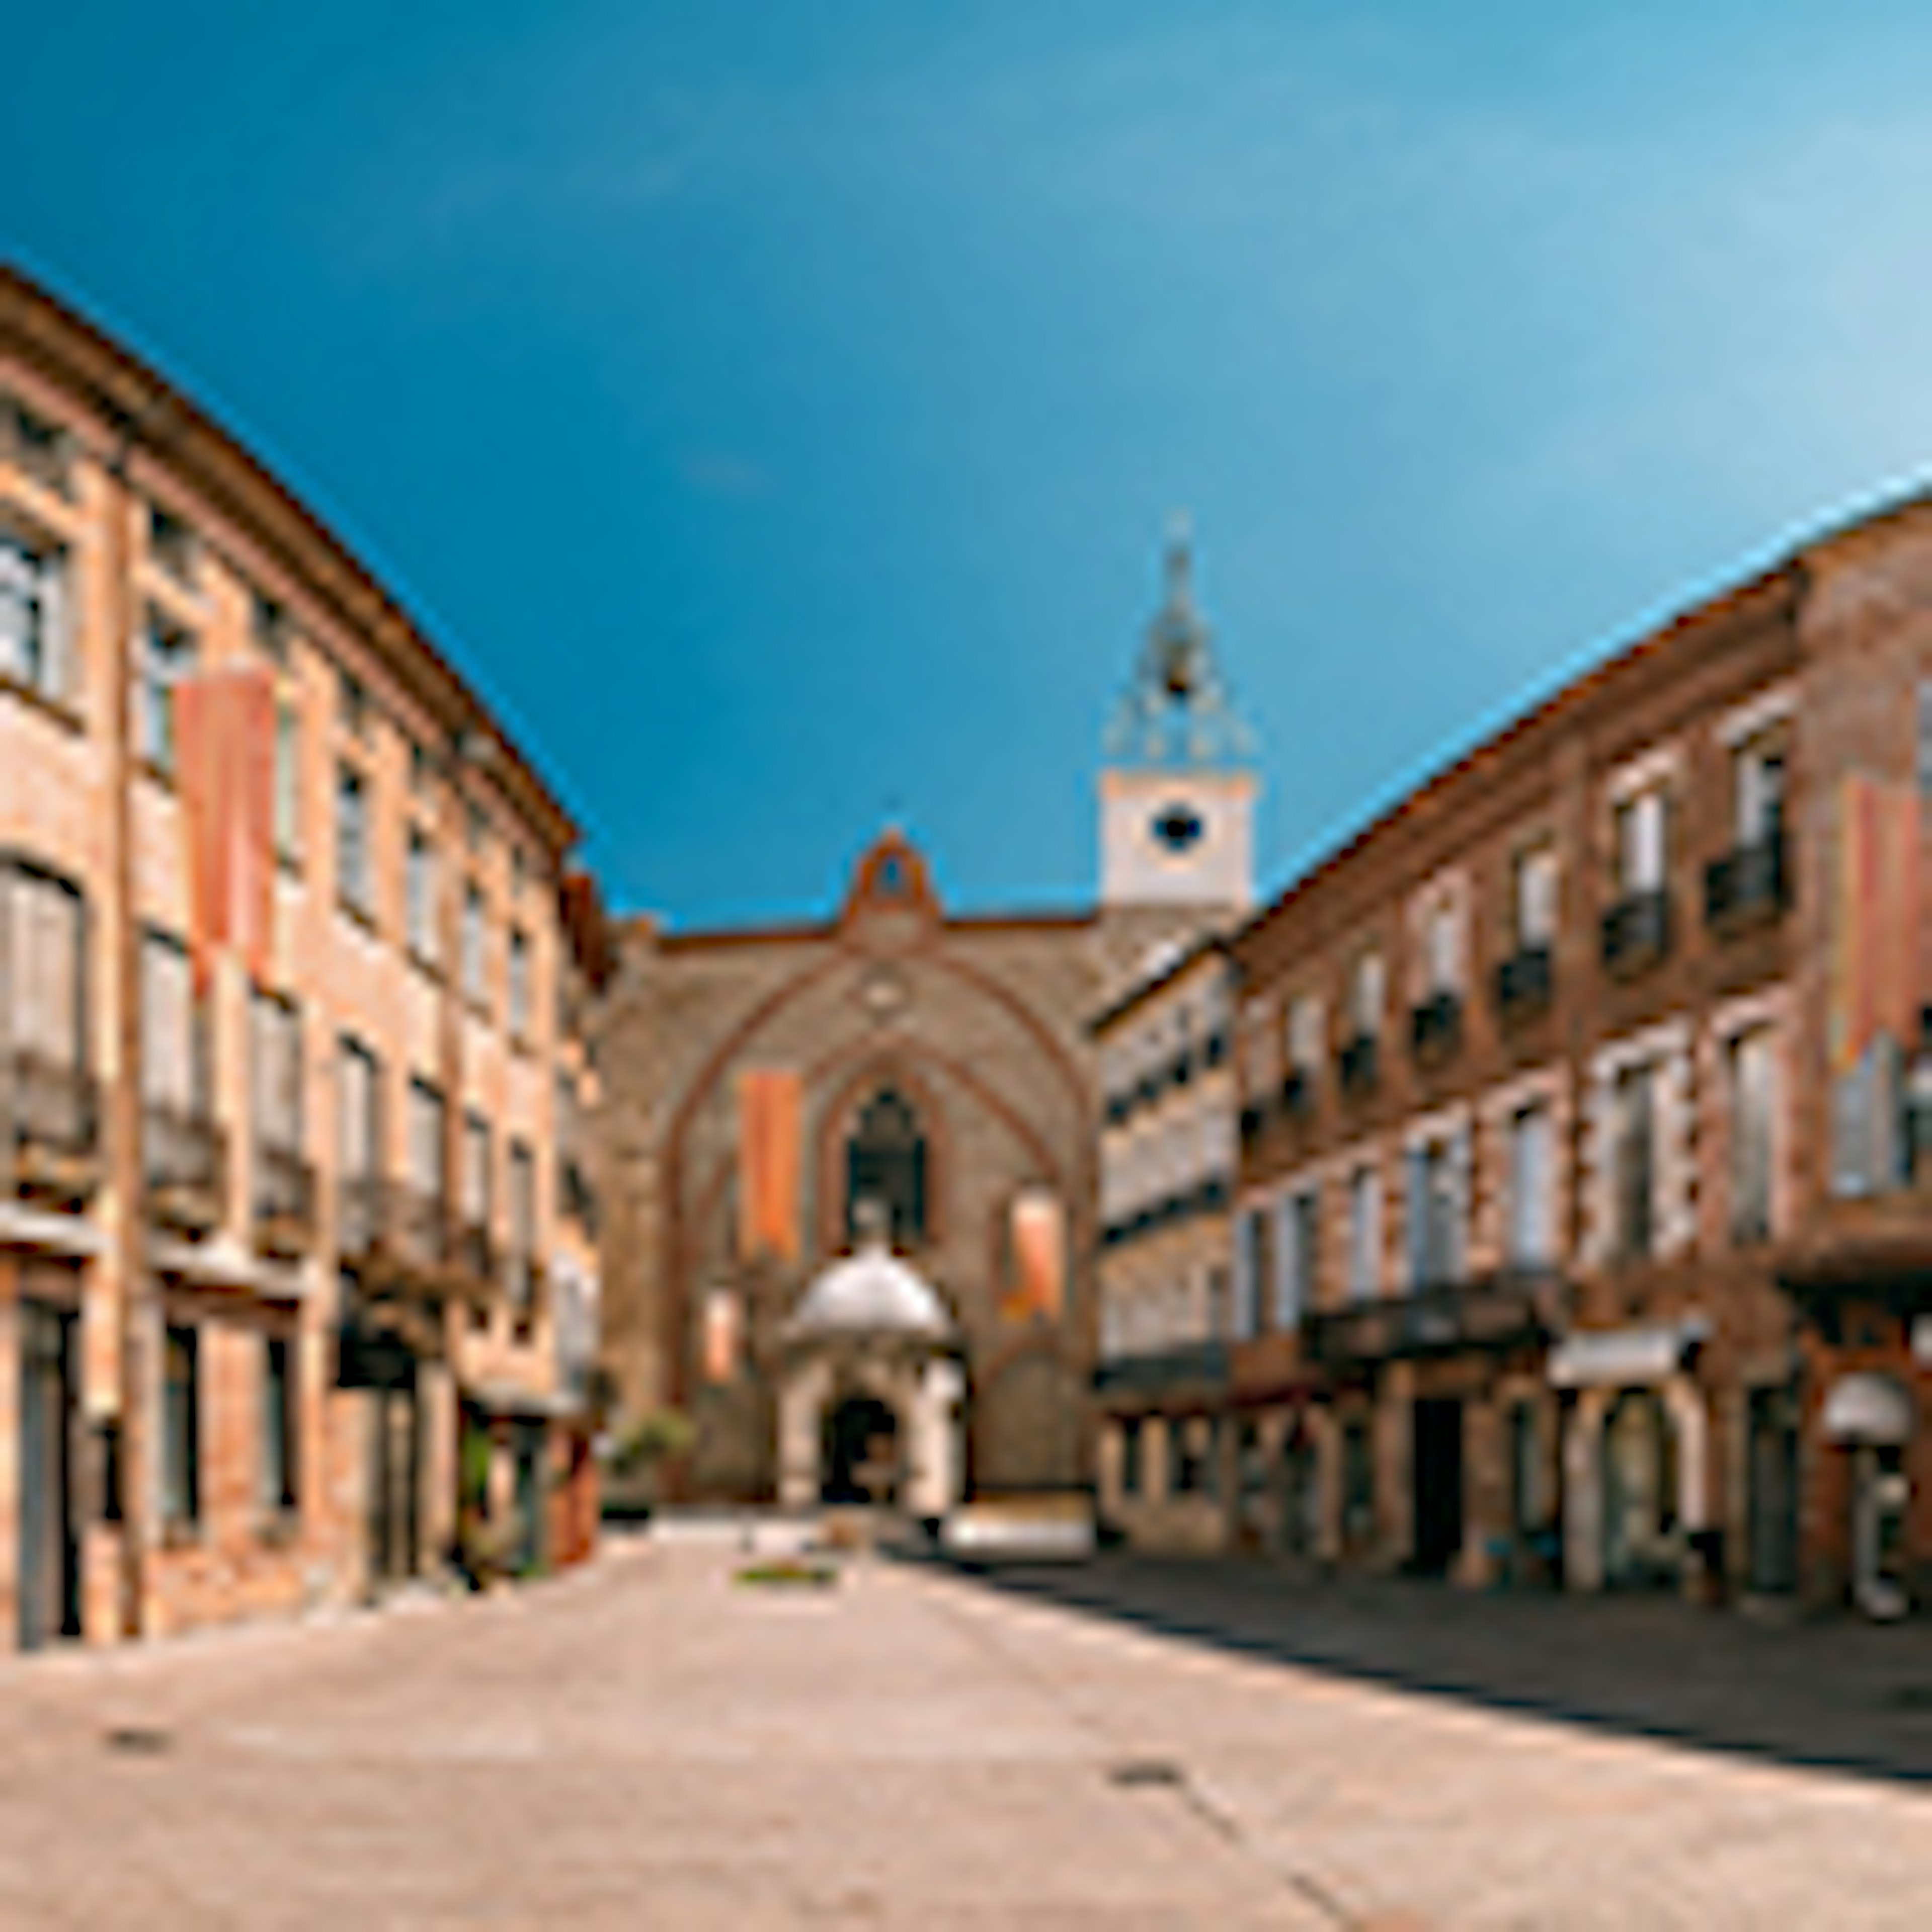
top-left (370, 1385), bottom-right (421, 1584)
top-left (1745, 1385), bottom-right (1799, 1596)
top-left (822, 1395), bottom-right (899, 1504)
top-left (18, 1301), bottom-right (79, 1649)
top-left (1602, 1389), bottom-right (1676, 1589)
top-left (1411, 1398), bottom-right (1465, 1575)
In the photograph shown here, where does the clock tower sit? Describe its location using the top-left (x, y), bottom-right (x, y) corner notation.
top-left (1099, 525), bottom-right (1258, 915)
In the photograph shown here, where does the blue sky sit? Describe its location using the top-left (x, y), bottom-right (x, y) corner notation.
top-left (10, 3), bottom-right (1932, 925)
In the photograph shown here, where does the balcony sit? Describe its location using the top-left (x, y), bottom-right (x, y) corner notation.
top-left (1100, 1173), bottom-right (1233, 1250)
top-left (1409, 990), bottom-right (1463, 1068)
top-left (1092, 1338), bottom-right (1230, 1402)
top-left (1705, 834), bottom-right (1789, 934)
top-left (252, 1142), bottom-right (317, 1258)
top-left (1337, 1031), bottom-right (1379, 1100)
top-left (1304, 1268), bottom-right (1565, 1371)
top-left (1494, 944), bottom-right (1554, 1024)
top-left (1600, 888), bottom-right (1671, 979)
top-left (506, 1252), bottom-right (543, 1338)
top-left (142, 1102), bottom-right (227, 1237)
top-left (5, 1051), bottom-right (100, 1207)
top-left (452, 1218), bottom-right (497, 1292)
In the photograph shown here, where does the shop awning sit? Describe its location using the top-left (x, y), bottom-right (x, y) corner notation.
top-left (1821, 1372), bottom-right (1915, 1446)
top-left (1548, 1317), bottom-right (1709, 1389)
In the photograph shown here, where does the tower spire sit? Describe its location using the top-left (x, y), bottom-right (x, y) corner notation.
top-left (1104, 518), bottom-right (1254, 767)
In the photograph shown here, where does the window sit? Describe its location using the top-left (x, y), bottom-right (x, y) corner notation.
top-left (846, 1088), bottom-right (927, 1245)
top-left (1613, 1062), bottom-right (1656, 1259)
top-left (1733, 742), bottom-right (1786, 848)
top-left (1350, 952), bottom-right (1384, 1037)
top-left (1289, 995), bottom-right (1323, 1073)
top-left (409, 740), bottom-right (434, 795)
top-left (0, 526), bottom-right (68, 700)
top-left (1347, 1164), bottom-right (1382, 1303)
top-left (162, 1325), bottom-right (199, 1527)
top-left (1120, 1418), bottom-right (1144, 1497)
top-left (1730, 1029), bottom-right (1777, 1244)
top-left (407, 1079), bottom-right (446, 1206)
top-left (1275, 1187), bottom-right (1319, 1328)
top-left (1233, 1206), bottom-right (1269, 1338)
top-left (338, 670), bottom-right (369, 738)
top-left (5, 865), bottom-right (86, 1079)
top-left (1407, 1134), bottom-right (1465, 1288)
top-left (1616, 789), bottom-right (1667, 895)
top-left (251, 592), bottom-right (291, 667)
top-left (1507, 1104), bottom-right (1555, 1267)
top-left (250, 991), bottom-right (302, 1158)
top-left (1514, 846), bottom-right (1558, 948)
top-left (508, 926), bottom-right (532, 1039)
top-left (272, 701), bottom-right (302, 863)
top-left (508, 1140), bottom-right (536, 1317)
top-left (1424, 899), bottom-right (1460, 994)
top-left (511, 843), bottom-right (527, 894)
top-left (262, 1333), bottom-right (298, 1513)
top-left (337, 1037), bottom-right (380, 1249)
top-left (461, 1111), bottom-right (492, 1234)
top-left (465, 799), bottom-right (488, 855)
top-left (1342, 1419), bottom-right (1374, 1547)
top-left (137, 614), bottom-right (197, 775)
top-left (140, 932), bottom-right (205, 1120)
top-left (3, 393), bottom-right (72, 496)
top-left (336, 764), bottom-right (372, 917)
top-left (148, 504), bottom-right (197, 585)
top-left (461, 882), bottom-right (488, 1003)
top-left (406, 828), bottom-right (439, 964)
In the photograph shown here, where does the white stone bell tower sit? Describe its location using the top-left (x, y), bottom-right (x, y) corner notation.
top-left (1099, 522), bottom-right (1257, 913)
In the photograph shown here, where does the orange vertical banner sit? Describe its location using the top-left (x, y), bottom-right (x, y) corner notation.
top-left (1833, 775), bottom-right (1921, 1074)
top-left (177, 662), bottom-right (277, 996)
top-left (1004, 1188), bottom-right (1065, 1323)
top-left (738, 1067), bottom-right (802, 1262)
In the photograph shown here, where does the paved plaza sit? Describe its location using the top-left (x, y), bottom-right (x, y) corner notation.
top-left (0, 1535), bottom-right (1928, 1926)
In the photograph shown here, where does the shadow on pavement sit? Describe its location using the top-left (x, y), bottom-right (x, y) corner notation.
top-left (925, 1551), bottom-right (1932, 1788)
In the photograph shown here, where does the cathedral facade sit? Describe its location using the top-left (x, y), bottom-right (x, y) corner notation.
top-left (594, 541), bottom-right (1257, 1507)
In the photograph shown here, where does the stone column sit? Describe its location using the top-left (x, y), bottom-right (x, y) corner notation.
top-left (907, 1357), bottom-right (961, 1517)
top-left (777, 1357), bottom-right (828, 1509)
top-left (1565, 1389), bottom-right (1605, 1591)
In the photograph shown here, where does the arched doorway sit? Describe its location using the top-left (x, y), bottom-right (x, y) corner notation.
top-left (822, 1394), bottom-right (900, 1504)
top-left (1602, 1389), bottom-right (1676, 1589)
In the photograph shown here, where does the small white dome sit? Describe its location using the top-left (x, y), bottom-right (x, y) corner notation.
top-left (790, 1240), bottom-right (950, 1338)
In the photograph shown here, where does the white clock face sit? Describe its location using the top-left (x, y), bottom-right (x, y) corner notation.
top-left (1151, 802), bottom-right (1204, 853)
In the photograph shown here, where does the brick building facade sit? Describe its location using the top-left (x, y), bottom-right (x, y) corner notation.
top-left (0, 267), bottom-right (601, 1648)
top-left (1224, 502), bottom-right (1932, 1613)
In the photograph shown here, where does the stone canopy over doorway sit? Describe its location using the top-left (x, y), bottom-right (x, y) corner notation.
top-left (777, 1208), bottom-right (964, 1518)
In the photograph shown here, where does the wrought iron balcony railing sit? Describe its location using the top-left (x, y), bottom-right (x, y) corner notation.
top-left (3, 1051), bottom-right (101, 1208)
top-left (1337, 1031), bottom-right (1379, 1099)
top-left (142, 1102), bottom-right (227, 1234)
top-left (1705, 834), bottom-right (1789, 932)
top-left (1304, 1267), bottom-right (1565, 1371)
top-left (1494, 944), bottom-right (1554, 1022)
top-left (252, 1141), bottom-right (317, 1256)
top-left (1409, 990), bottom-right (1463, 1066)
top-left (1600, 888), bottom-right (1671, 978)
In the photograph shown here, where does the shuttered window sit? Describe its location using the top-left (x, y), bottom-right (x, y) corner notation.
top-left (406, 1080), bottom-right (445, 1202)
top-left (461, 1111), bottom-right (492, 1229)
top-left (140, 933), bottom-right (201, 1113)
top-left (251, 993), bottom-right (302, 1155)
top-left (1508, 1105), bottom-right (1555, 1266)
top-left (6, 867), bottom-right (84, 1068)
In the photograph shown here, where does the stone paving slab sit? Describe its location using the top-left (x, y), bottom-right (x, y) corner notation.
top-left (0, 1539), bottom-right (1924, 1925)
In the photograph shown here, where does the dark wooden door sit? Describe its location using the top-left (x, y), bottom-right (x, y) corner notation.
top-left (1746, 1385), bottom-right (1799, 1595)
top-left (1412, 1398), bottom-right (1465, 1576)
top-left (19, 1302), bottom-right (79, 1649)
